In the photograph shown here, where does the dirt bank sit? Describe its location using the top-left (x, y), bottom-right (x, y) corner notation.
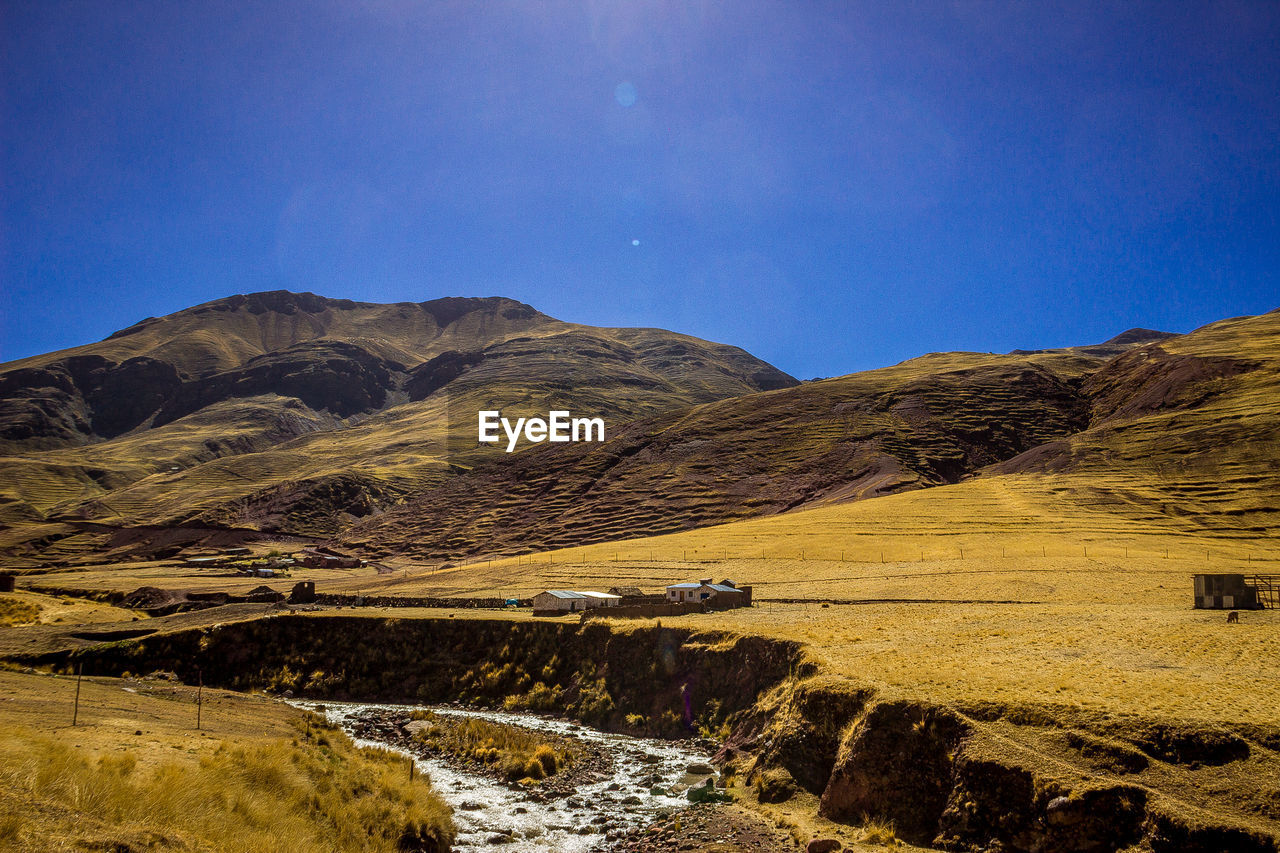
top-left (22, 613), bottom-right (1280, 853)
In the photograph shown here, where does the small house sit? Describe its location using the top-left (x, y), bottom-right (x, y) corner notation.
top-left (532, 590), bottom-right (621, 615)
top-left (666, 578), bottom-right (746, 604)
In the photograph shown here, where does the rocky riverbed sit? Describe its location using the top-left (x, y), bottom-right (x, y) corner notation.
top-left (303, 701), bottom-right (792, 852)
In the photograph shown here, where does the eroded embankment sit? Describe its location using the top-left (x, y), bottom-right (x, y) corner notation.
top-left (31, 614), bottom-right (1280, 853)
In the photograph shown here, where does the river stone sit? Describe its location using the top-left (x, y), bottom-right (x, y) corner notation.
top-left (686, 761), bottom-right (715, 775)
top-left (1046, 795), bottom-right (1085, 826)
top-left (806, 840), bottom-right (842, 853)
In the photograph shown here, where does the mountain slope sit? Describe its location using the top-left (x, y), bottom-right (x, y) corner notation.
top-left (343, 311), bottom-right (1279, 560)
top-left (0, 291), bottom-right (797, 534)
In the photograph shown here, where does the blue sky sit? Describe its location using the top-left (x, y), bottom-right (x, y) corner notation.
top-left (3, 1), bottom-right (1277, 379)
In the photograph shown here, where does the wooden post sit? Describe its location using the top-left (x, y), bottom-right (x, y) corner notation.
top-left (196, 669), bottom-right (203, 731)
top-left (72, 662), bottom-right (82, 727)
top-left (409, 757), bottom-right (415, 781)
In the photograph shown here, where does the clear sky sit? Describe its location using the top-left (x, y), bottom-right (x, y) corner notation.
top-left (3, 1), bottom-right (1277, 379)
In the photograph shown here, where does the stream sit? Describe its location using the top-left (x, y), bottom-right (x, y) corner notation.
top-left (300, 702), bottom-right (716, 852)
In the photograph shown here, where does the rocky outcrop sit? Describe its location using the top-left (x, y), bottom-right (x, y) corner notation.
top-left (152, 341), bottom-right (403, 427)
top-left (819, 700), bottom-right (967, 843)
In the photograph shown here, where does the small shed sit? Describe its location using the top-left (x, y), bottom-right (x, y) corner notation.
top-left (1193, 574), bottom-right (1259, 610)
top-left (532, 590), bottom-right (621, 615)
top-left (0, 573), bottom-right (14, 593)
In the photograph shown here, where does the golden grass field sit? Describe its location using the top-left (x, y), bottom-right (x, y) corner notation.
top-left (14, 454), bottom-right (1280, 730)
top-left (0, 667), bottom-right (453, 852)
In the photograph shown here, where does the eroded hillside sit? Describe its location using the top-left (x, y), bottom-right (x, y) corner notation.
top-left (0, 291), bottom-right (795, 538)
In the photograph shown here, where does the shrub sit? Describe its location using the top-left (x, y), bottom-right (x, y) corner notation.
top-left (533, 745), bottom-right (558, 776)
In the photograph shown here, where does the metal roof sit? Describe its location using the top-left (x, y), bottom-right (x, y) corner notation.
top-left (667, 582), bottom-right (743, 593)
top-left (539, 590), bottom-right (620, 599)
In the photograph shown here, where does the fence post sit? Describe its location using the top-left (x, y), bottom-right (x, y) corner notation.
top-left (72, 662), bottom-right (82, 727)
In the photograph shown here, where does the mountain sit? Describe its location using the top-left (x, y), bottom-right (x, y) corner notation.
top-left (343, 312), bottom-right (1279, 559)
top-left (4, 296), bottom-right (1276, 567)
top-left (0, 291), bottom-right (797, 538)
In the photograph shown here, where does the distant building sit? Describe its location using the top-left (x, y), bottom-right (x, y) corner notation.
top-left (297, 549), bottom-right (361, 569)
top-left (0, 573), bottom-right (14, 593)
top-left (1194, 574), bottom-right (1277, 610)
top-left (532, 590), bottom-right (621, 615)
top-left (665, 578), bottom-right (748, 605)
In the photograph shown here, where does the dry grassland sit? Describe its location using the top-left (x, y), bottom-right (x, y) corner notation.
top-left (0, 668), bottom-right (453, 852)
top-left (0, 590), bottom-right (141, 626)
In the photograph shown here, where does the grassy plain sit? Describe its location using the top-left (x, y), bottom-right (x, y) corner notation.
top-left (11, 459), bottom-right (1280, 729)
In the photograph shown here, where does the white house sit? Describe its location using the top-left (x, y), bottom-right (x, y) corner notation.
top-left (532, 589), bottom-right (621, 614)
top-left (665, 578), bottom-right (745, 604)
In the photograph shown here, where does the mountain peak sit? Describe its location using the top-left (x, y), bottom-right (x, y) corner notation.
top-left (1100, 328), bottom-right (1176, 347)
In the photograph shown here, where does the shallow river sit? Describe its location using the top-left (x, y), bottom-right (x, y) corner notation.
top-left (302, 702), bottom-right (713, 852)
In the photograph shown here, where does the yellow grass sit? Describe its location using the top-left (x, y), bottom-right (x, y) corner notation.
top-left (408, 709), bottom-right (569, 782)
top-left (0, 597), bottom-right (40, 626)
top-left (0, 590), bottom-right (140, 626)
top-left (0, 669), bottom-right (453, 852)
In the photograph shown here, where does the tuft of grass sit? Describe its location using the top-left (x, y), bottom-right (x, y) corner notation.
top-left (0, 596), bottom-right (41, 626)
top-left (0, 715), bottom-right (453, 853)
top-left (860, 816), bottom-right (900, 845)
